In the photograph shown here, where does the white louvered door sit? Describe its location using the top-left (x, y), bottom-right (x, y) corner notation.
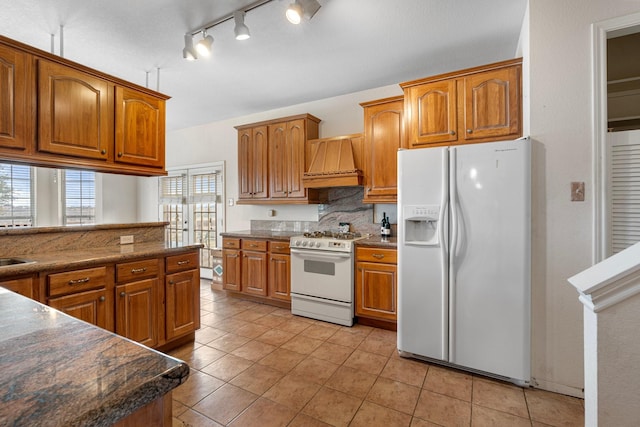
top-left (608, 130), bottom-right (640, 255)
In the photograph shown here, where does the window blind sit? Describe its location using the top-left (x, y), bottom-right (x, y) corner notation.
top-left (0, 164), bottom-right (34, 227)
top-left (610, 136), bottom-right (640, 253)
top-left (63, 170), bottom-right (96, 225)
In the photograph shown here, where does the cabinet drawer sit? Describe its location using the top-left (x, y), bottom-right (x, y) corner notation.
top-left (116, 258), bottom-right (159, 283)
top-left (356, 247), bottom-right (397, 264)
top-left (223, 238), bottom-right (241, 249)
top-left (166, 251), bottom-right (199, 273)
top-left (242, 239), bottom-right (267, 252)
top-left (269, 240), bottom-right (290, 254)
top-left (48, 266), bottom-right (107, 297)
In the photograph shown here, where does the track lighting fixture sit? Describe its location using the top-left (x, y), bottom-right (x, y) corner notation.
top-left (286, 0), bottom-right (321, 24)
top-left (234, 11), bottom-right (251, 40)
top-left (182, 34), bottom-right (197, 61)
top-left (196, 30), bottom-right (214, 57)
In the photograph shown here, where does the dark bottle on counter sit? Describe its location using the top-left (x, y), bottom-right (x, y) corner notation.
top-left (381, 212), bottom-right (391, 237)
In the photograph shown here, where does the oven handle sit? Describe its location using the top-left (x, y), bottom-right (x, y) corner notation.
top-left (290, 248), bottom-right (352, 260)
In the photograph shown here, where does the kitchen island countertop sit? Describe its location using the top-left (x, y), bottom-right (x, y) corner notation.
top-left (0, 287), bottom-right (189, 426)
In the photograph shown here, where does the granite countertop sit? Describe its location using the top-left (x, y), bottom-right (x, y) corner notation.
top-left (0, 288), bottom-right (189, 426)
top-left (222, 230), bottom-right (398, 248)
top-left (356, 235), bottom-right (398, 248)
top-left (0, 242), bottom-right (203, 278)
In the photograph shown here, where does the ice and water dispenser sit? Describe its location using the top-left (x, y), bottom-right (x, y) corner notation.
top-left (403, 205), bottom-right (441, 245)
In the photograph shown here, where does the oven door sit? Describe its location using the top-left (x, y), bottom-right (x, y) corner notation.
top-left (290, 247), bottom-right (354, 303)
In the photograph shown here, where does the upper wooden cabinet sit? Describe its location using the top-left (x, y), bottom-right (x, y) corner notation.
top-left (360, 96), bottom-right (405, 203)
top-left (0, 35), bottom-right (169, 176)
top-left (401, 58), bottom-right (522, 148)
top-left (0, 44), bottom-right (32, 153)
top-left (236, 114), bottom-right (323, 204)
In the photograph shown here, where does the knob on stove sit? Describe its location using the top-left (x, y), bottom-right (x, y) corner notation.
top-left (315, 241), bottom-right (321, 248)
top-left (302, 241), bottom-right (308, 247)
top-left (294, 240), bottom-right (301, 246)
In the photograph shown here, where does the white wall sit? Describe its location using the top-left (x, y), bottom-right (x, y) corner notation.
top-left (528, 0), bottom-right (640, 396)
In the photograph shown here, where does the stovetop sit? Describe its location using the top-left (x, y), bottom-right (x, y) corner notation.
top-left (290, 230), bottom-right (368, 252)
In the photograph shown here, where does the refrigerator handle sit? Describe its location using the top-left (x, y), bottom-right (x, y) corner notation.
top-left (440, 147), bottom-right (449, 360)
top-left (449, 147), bottom-right (458, 361)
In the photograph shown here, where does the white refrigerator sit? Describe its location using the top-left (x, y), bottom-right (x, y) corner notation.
top-left (397, 138), bottom-right (531, 384)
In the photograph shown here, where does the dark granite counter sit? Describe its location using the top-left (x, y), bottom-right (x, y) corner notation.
top-left (0, 287), bottom-right (189, 426)
top-left (356, 235), bottom-right (398, 248)
top-left (0, 242), bottom-right (203, 279)
top-left (220, 230), bottom-right (298, 241)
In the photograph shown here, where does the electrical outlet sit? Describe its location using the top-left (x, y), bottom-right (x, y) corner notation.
top-left (571, 182), bottom-right (585, 202)
top-left (120, 235), bottom-right (134, 245)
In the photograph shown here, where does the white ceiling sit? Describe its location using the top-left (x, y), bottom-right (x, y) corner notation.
top-left (0, 0), bottom-right (527, 132)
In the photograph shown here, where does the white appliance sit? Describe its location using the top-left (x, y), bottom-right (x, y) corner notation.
top-left (397, 138), bottom-right (531, 385)
top-left (289, 231), bottom-right (367, 326)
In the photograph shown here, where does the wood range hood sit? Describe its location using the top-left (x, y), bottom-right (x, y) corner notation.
top-left (302, 134), bottom-right (364, 188)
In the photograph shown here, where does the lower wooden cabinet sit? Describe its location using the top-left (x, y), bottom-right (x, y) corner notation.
top-left (116, 278), bottom-right (159, 348)
top-left (355, 247), bottom-right (397, 325)
top-left (222, 238), bottom-right (242, 292)
top-left (166, 269), bottom-right (200, 341)
top-left (241, 239), bottom-right (268, 297)
top-left (0, 275), bottom-right (36, 299)
top-left (49, 288), bottom-right (109, 329)
top-left (268, 240), bottom-right (291, 302)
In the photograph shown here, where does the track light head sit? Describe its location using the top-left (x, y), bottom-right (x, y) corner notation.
top-left (196, 30), bottom-right (214, 57)
top-left (286, 0), bottom-right (321, 24)
top-left (234, 11), bottom-right (251, 40)
top-left (182, 34), bottom-right (198, 60)
top-left (286, 2), bottom-right (303, 24)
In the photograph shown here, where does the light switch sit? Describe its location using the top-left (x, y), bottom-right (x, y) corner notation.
top-left (571, 182), bottom-right (585, 202)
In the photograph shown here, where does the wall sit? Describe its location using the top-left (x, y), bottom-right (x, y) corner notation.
top-left (528, 0), bottom-right (640, 396)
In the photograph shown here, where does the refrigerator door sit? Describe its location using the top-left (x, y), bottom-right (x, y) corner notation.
top-left (449, 139), bottom-right (531, 382)
top-left (397, 147), bottom-right (449, 361)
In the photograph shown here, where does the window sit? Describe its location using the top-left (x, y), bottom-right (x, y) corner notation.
top-left (0, 164), bottom-right (34, 227)
top-left (159, 174), bottom-right (186, 245)
top-left (63, 170), bottom-right (96, 225)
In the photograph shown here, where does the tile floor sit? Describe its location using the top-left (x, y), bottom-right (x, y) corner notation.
top-left (168, 281), bottom-right (584, 427)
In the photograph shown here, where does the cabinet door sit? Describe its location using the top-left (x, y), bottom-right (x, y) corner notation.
top-left (355, 261), bottom-right (397, 321)
top-left (241, 250), bottom-right (267, 296)
top-left (115, 86), bottom-right (165, 168)
top-left (0, 44), bottom-right (30, 151)
top-left (222, 249), bottom-right (241, 291)
top-left (166, 269), bottom-right (200, 340)
top-left (406, 79), bottom-right (457, 147)
top-left (269, 122), bottom-right (288, 198)
top-left (49, 288), bottom-right (108, 329)
top-left (0, 276), bottom-right (34, 299)
top-left (285, 119), bottom-right (306, 199)
top-left (38, 59), bottom-right (112, 160)
top-left (363, 97), bottom-right (404, 203)
top-left (268, 253), bottom-right (290, 301)
top-left (116, 279), bottom-right (158, 348)
top-left (461, 66), bottom-right (521, 142)
top-left (238, 126), bottom-right (268, 199)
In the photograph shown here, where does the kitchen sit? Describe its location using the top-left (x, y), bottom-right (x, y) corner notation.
top-left (1, 0), bottom-right (640, 426)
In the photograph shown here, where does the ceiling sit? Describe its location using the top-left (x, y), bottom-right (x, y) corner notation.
top-left (1, 0), bottom-right (527, 132)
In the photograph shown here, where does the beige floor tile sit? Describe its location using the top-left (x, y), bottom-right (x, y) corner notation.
top-left (300, 324), bottom-right (339, 340)
top-left (367, 327), bottom-right (397, 342)
top-left (257, 347), bottom-right (306, 373)
top-left (231, 339), bottom-right (277, 362)
top-left (280, 334), bottom-right (324, 355)
top-left (422, 365), bottom-right (472, 401)
top-left (350, 401), bottom-right (412, 427)
top-left (472, 377), bottom-right (529, 418)
top-left (525, 388), bottom-right (584, 427)
top-left (343, 349), bottom-right (389, 375)
top-left (358, 336), bottom-right (398, 357)
top-left (199, 353), bottom-right (254, 382)
top-left (414, 389), bottom-right (471, 426)
top-left (208, 332), bottom-right (251, 352)
top-left (288, 413), bottom-right (332, 426)
top-left (409, 417), bottom-right (441, 426)
top-left (302, 387), bottom-right (363, 427)
top-left (251, 304), bottom-right (279, 315)
top-left (366, 376), bottom-right (421, 415)
top-left (310, 341), bottom-right (354, 365)
top-left (275, 318), bottom-right (312, 334)
top-left (229, 363), bottom-right (284, 395)
top-left (344, 323), bottom-right (374, 336)
top-left (175, 345), bottom-right (227, 371)
top-left (192, 383), bottom-right (258, 425)
top-left (253, 313), bottom-right (287, 328)
top-left (254, 328), bottom-right (296, 346)
top-left (290, 356), bottom-right (340, 385)
top-left (176, 408), bottom-right (223, 427)
top-left (194, 326), bottom-right (228, 344)
top-left (262, 373), bottom-right (322, 411)
top-left (472, 404), bottom-right (532, 427)
top-left (213, 317), bottom-right (250, 333)
top-left (172, 399), bottom-right (188, 417)
top-left (232, 309), bottom-right (267, 322)
top-left (328, 330), bottom-right (367, 348)
top-left (234, 322), bottom-right (270, 339)
top-left (380, 356), bottom-right (428, 388)
top-left (172, 370), bottom-right (225, 407)
top-left (199, 313), bottom-right (230, 328)
top-left (227, 397), bottom-right (297, 427)
top-left (325, 365), bottom-right (378, 398)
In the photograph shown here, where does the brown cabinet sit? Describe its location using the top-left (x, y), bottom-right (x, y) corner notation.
top-left (402, 58), bottom-right (522, 148)
top-left (0, 275), bottom-right (36, 299)
top-left (49, 288), bottom-right (110, 329)
top-left (115, 258), bottom-right (160, 347)
top-left (222, 238), bottom-right (242, 292)
top-left (355, 247), bottom-right (397, 324)
top-left (165, 252), bottom-right (200, 341)
top-left (360, 96), bottom-right (405, 203)
top-left (268, 240), bottom-right (290, 301)
top-left (0, 43), bottom-right (31, 153)
top-left (238, 126), bottom-right (269, 200)
top-left (241, 239), bottom-right (268, 297)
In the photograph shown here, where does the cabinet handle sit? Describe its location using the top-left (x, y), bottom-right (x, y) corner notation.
top-left (169, 280), bottom-right (175, 285)
top-left (68, 277), bottom-right (90, 286)
top-left (249, 243), bottom-right (258, 247)
top-left (372, 254), bottom-right (385, 259)
top-left (131, 267), bottom-right (147, 274)
top-left (467, 129), bottom-right (473, 134)
top-left (120, 292), bottom-right (126, 297)
top-left (177, 260), bottom-right (190, 265)
top-left (101, 149), bottom-right (107, 155)
top-left (117, 152), bottom-right (123, 157)
top-left (450, 130), bottom-right (456, 135)
top-left (99, 296), bottom-right (106, 302)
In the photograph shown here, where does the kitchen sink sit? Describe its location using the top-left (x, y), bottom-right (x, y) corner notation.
top-left (0, 258), bottom-right (35, 267)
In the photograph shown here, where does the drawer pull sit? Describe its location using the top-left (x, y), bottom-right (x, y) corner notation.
top-left (177, 260), bottom-right (190, 265)
top-left (99, 296), bottom-right (106, 302)
top-left (372, 254), bottom-right (385, 259)
top-left (68, 277), bottom-right (90, 286)
top-left (169, 280), bottom-right (175, 285)
top-left (120, 292), bottom-right (126, 297)
top-left (249, 243), bottom-right (258, 247)
top-left (131, 267), bottom-right (147, 274)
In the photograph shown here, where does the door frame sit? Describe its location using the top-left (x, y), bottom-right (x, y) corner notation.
top-left (592, 11), bottom-right (640, 262)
